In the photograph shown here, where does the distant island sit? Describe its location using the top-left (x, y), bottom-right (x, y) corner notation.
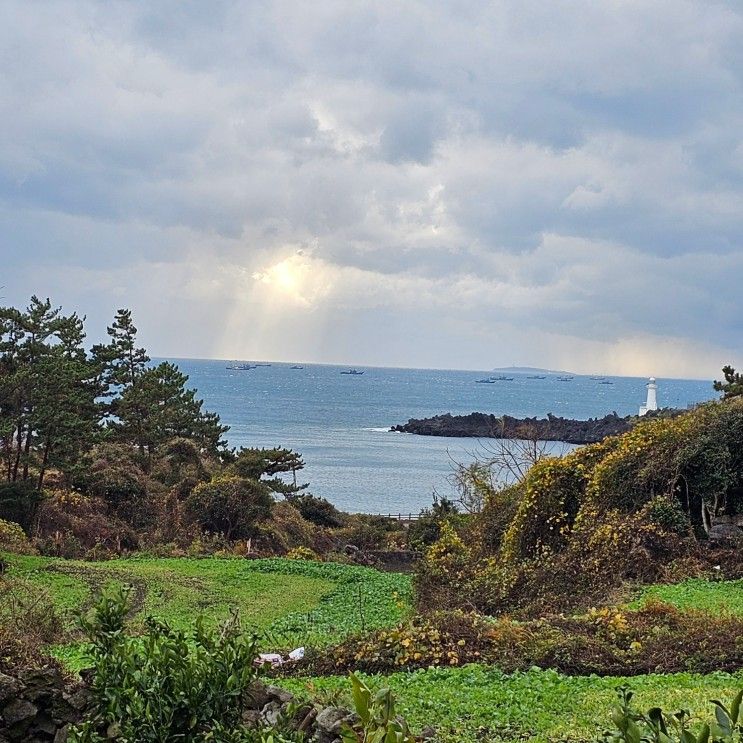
top-left (392, 411), bottom-right (647, 444)
top-left (490, 365), bottom-right (577, 376)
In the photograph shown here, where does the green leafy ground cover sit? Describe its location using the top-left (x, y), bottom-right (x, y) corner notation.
top-left (284, 665), bottom-right (743, 743)
top-left (630, 577), bottom-right (743, 616)
top-left (6, 554), bottom-right (743, 740)
top-left (2, 554), bottom-right (411, 668)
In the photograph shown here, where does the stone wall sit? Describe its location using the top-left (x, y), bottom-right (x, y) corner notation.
top-left (0, 668), bottom-right (89, 742)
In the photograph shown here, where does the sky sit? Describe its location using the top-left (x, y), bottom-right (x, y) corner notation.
top-left (1, 1), bottom-right (742, 378)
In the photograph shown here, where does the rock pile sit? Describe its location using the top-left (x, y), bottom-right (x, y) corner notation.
top-left (242, 681), bottom-right (433, 741)
top-left (243, 681), bottom-right (359, 742)
top-left (0, 668), bottom-right (90, 742)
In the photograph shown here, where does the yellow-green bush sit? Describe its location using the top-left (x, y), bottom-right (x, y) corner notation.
top-left (298, 600), bottom-right (743, 677)
top-left (0, 518), bottom-right (35, 554)
top-left (285, 545), bottom-right (320, 561)
top-left (502, 400), bottom-right (743, 566)
top-left (417, 399), bottom-right (743, 615)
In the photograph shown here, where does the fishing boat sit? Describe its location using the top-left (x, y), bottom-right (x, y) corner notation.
top-left (341, 369), bottom-right (364, 375)
top-left (556, 376), bottom-right (574, 381)
top-left (475, 378), bottom-right (496, 383)
top-left (290, 365), bottom-right (304, 370)
top-left (226, 362), bottom-right (256, 370)
top-left (489, 375), bottom-right (514, 381)
top-left (526, 375), bottom-right (547, 379)
top-left (599, 380), bottom-right (614, 385)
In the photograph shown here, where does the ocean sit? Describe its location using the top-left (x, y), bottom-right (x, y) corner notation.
top-left (168, 359), bottom-right (715, 515)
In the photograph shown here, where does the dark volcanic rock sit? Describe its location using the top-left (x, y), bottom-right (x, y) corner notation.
top-left (709, 524), bottom-right (743, 546)
top-left (0, 668), bottom-right (89, 742)
top-left (391, 411), bottom-right (635, 444)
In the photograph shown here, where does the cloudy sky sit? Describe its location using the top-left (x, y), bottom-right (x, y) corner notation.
top-left (2, 1), bottom-right (742, 378)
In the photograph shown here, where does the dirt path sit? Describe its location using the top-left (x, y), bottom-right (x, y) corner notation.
top-left (45, 562), bottom-right (150, 618)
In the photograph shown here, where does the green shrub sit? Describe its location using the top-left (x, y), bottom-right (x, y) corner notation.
top-left (0, 480), bottom-right (42, 531)
top-left (645, 496), bottom-right (693, 535)
top-left (475, 484), bottom-right (520, 552)
top-left (413, 523), bottom-right (486, 612)
top-left (185, 475), bottom-right (273, 540)
top-left (69, 585), bottom-right (264, 742)
top-left (80, 443), bottom-right (149, 506)
top-left (291, 494), bottom-right (344, 527)
top-left (407, 498), bottom-right (461, 550)
top-left (256, 500), bottom-right (329, 554)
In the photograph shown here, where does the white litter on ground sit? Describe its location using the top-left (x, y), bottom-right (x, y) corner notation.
top-left (254, 647), bottom-right (305, 668)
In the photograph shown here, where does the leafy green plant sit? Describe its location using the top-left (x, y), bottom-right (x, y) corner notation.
top-left (604, 686), bottom-right (743, 743)
top-left (341, 673), bottom-right (416, 743)
top-left (68, 585), bottom-right (264, 742)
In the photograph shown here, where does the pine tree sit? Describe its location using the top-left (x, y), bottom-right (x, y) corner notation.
top-left (714, 365), bottom-right (743, 399)
top-left (93, 310), bottom-right (228, 459)
top-left (92, 309), bottom-right (150, 454)
top-left (120, 361), bottom-right (228, 456)
top-left (0, 297), bottom-right (61, 482)
top-left (230, 447), bottom-right (308, 499)
top-left (30, 313), bottom-right (101, 489)
top-left (0, 299), bottom-right (100, 491)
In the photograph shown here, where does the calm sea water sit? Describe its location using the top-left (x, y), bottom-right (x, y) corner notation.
top-left (167, 359), bottom-right (714, 514)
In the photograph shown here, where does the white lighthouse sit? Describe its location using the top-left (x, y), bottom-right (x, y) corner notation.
top-left (639, 377), bottom-right (658, 416)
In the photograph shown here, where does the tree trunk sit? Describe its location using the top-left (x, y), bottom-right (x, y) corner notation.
top-left (3, 434), bottom-right (13, 482)
top-left (37, 437), bottom-right (51, 491)
top-left (22, 417), bottom-right (33, 480)
top-left (11, 421), bottom-right (24, 481)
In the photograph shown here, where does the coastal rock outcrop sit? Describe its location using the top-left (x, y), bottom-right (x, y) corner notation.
top-left (390, 411), bottom-right (634, 444)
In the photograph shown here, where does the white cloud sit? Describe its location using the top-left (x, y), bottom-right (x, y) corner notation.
top-left (1, 0), bottom-right (742, 377)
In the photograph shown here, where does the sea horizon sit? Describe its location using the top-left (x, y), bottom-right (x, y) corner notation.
top-left (156, 355), bottom-right (717, 385)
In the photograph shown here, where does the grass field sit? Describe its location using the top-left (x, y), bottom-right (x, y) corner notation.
top-left (285, 665), bottom-right (743, 743)
top-left (630, 577), bottom-right (743, 616)
top-left (3, 553), bottom-right (412, 668)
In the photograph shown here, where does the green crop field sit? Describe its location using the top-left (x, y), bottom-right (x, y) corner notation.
top-left (629, 577), bottom-right (743, 616)
top-left (285, 665), bottom-right (743, 743)
top-left (3, 554), bottom-right (412, 669)
top-left (5, 553), bottom-right (743, 741)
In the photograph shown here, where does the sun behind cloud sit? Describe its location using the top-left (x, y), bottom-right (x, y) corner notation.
top-left (251, 252), bottom-right (333, 308)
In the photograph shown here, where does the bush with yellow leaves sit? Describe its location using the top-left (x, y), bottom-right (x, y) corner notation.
top-left (293, 601), bottom-right (743, 678)
top-left (0, 518), bottom-right (36, 554)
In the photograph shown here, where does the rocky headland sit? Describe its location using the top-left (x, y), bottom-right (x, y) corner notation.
top-left (391, 411), bottom-right (637, 444)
